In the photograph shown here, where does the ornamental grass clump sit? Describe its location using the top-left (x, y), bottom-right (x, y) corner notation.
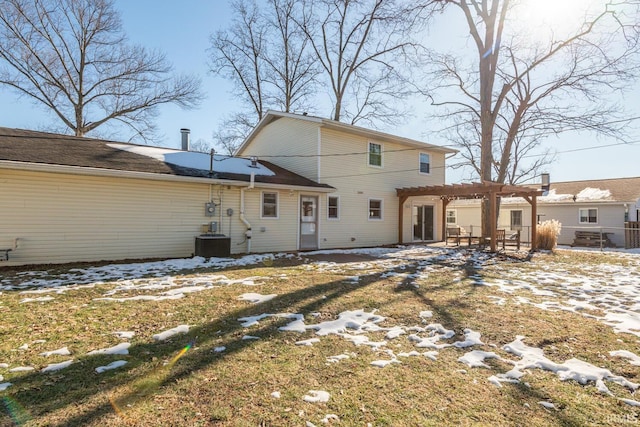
top-left (537, 219), bottom-right (562, 250)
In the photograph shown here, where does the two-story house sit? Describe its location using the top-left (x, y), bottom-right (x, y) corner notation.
top-left (0, 127), bottom-right (333, 265)
top-left (1, 112), bottom-right (454, 265)
top-left (236, 110), bottom-right (457, 252)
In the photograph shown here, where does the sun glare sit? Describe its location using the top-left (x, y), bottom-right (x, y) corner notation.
top-left (513, 0), bottom-right (603, 41)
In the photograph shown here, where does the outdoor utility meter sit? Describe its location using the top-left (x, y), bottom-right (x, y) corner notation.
top-left (205, 202), bottom-right (216, 217)
top-left (226, 208), bottom-right (234, 216)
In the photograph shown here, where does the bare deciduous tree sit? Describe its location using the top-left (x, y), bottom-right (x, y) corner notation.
top-left (210, 0), bottom-right (432, 154)
top-left (209, 0), bottom-right (268, 123)
top-left (425, 0), bottom-right (640, 234)
top-left (263, 0), bottom-right (319, 114)
top-left (299, 0), bottom-right (426, 126)
top-left (189, 137), bottom-right (215, 154)
top-left (208, 0), bottom-right (319, 153)
top-left (212, 111), bottom-right (257, 155)
top-left (0, 0), bottom-right (202, 141)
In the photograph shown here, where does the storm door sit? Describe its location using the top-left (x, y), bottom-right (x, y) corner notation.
top-left (300, 196), bottom-right (318, 250)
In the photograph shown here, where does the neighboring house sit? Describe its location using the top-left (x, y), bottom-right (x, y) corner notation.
top-left (236, 111), bottom-right (457, 250)
top-left (447, 176), bottom-right (640, 248)
top-left (0, 127), bottom-right (332, 265)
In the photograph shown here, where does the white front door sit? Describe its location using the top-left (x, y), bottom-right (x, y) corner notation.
top-left (300, 196), bottom-right (318, 250)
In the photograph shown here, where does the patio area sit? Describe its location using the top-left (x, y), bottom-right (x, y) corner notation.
top-left (397, 181), bottom-right (543, 252)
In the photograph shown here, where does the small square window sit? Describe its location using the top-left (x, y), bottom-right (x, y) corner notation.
top-left (579, 208), bottom-right (597, 224)
top-left (368, 142), bottom-right (382, 167)
top-left (419, 153), bottom-right (430, 174)
top-left (446, 209), bottom-right (456, 224)
top-left (369, 199), bottom-right (382, 220)
top-left (262, 192), bottom-right (278, 218)
top-left (328, 196), bottom-right (339, 219)
top-left (510, 210), bottom-right (523, 230)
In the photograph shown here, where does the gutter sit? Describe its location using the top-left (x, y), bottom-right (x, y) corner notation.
top-left (240, 172), bottom-right (255, 253)
top-left (0, 160), bottom-right (335, 192)
top-left (0, 160), bottom-right (247, 186)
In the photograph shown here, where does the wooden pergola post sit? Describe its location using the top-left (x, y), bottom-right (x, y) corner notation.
top-left (531, 196), bottom-right (537, 251)
top-left (398, 195), bottom-right (408, 244)
top-left (524, 195), bottom-right (538, 251)
top-left (441, 198), bottom-right (450, 241)
top-left (490, 190), bottom-right (497, 253)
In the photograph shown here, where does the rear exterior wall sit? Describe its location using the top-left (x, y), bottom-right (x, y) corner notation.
top-left (240, 118), bottom-right (320, 181)
top-left (317, 128), bottom-right (447, 249)
top-left (0, 168), bottom-right (304, 265)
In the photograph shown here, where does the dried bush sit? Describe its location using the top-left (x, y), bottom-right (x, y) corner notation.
top-left (537, 219), bottom-right (562, 250)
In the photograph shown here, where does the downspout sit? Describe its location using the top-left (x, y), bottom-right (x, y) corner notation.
top-left (240, 172), bottom-right (254, 253)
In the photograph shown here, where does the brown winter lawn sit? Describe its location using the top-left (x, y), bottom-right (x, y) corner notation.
top-left (1, 246), bottom-right (639, 426)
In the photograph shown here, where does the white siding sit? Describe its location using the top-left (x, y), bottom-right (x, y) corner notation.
top-left (317, 128), bottom-right (447, 248)
top-left (536, 204), bottom-right (626, 247)
top-left (239, 115), bottom-right (452, 250)
top-left (240, 188), bottom-right (301, 253)
top-left (240, 117), bottom-right (320, 181)
top-left (0, 169), bottom-right (304, 265)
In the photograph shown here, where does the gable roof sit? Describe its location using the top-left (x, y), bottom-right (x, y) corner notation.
top-left (0, 127), bottom-right (333, 191)
top-left (237, 110), bottom-right (458, 155)
top-left (540, 177), bottom-right (640, 204)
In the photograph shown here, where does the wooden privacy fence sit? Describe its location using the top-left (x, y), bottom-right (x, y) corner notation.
top-left (625, 222), bottom-right (640, 249)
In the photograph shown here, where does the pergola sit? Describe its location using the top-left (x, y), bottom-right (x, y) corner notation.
top-left (396, 181), bottom-right (543, 252)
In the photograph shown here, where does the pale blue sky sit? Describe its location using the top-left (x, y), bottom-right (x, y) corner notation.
top-left (1, 0), bottom-right (638, 185)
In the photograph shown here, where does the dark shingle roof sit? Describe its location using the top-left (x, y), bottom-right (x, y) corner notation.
top-left (0, 127), bottom-right (333, 190)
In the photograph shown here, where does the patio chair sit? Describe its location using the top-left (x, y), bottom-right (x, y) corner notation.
top-left (446, 227), bottom-right (462, 246)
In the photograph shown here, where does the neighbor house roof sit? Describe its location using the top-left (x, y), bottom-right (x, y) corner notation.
top-left (540, 177), bottom-right (640, 204)
top-left (237, 110), bottom-right (458, 155)
top-left (446, 176), bottom-right (640, 206)
top-left (0, 127), bottom-right (334, 191)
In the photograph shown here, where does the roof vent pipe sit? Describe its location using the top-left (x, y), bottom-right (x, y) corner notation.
top-left (541, 173), bottom-right (550, 191)
top-left (250, 156), bottom-right (258, 168)
top-left (180, 128), bottom-right (190, 151)
top-left (209, 148), bottom-right (215, 177)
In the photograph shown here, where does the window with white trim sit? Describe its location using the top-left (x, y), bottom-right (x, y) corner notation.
top-left (328, 196), bottom-right (339, 220)
top-left (419, 153), bottom-right (430, 174)
top-left (579, 208), bottom-right (598, 224)
top-left (368, 199), bottom-right (383, 220)
top-left (368, 142), bottom-right (382, 167)
top-left (261, 192), bottom-right (278, 218)
top-left (510, 210), bottom-right (523, 230)
top-left (446, 209), bottom-right (457, 224)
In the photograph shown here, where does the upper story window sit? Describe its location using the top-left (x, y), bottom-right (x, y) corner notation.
top-left (328, 196), bottom-right (339, 220)
top-left (261, 191), bottom-right (278, 218)
top-left (419, 153), bottom-right (430, 174)
top-left (446, 209), bottom-right (457, 224)
top-left (368, 142), bottom-right (382, 167)
top-left (369, 199), bottom-right (383, 220)
top-left (510, 210), bottom-right (523, 230)
top-left (579, 208), bottom-right (598, 224)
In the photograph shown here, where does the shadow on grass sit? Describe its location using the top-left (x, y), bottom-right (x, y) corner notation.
top-left (1, 246), bottom-right (578, 426)
top-left (2, 266), bottom-right (390, 426)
